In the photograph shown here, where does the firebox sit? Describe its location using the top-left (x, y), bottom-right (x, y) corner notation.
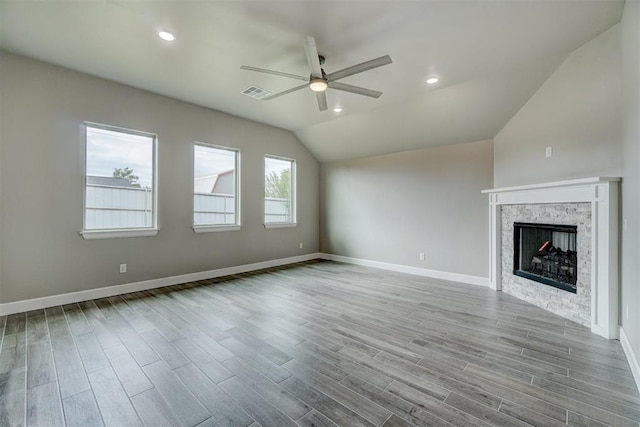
top-left (513, 222), bottom-right (577, 293)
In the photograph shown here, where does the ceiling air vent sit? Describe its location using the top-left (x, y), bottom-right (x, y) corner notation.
top-left (241, 86), bottom-right (271, 100)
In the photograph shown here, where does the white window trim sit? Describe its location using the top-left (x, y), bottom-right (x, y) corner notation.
top-left (80, 228), bottom-right (159, 240)
top-left (263, 222), bottom-right (297, 229)
top-left (82, 122), bottom-right (159, 240)
top-left (193, 142), bottom-right (241, 229)
top-left (264, 154), bottom-right (297, 227)
top-left (192, 225), bottom-right (242, 233)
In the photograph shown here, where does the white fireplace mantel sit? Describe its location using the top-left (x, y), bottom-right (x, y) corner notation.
top-left (482, 177), bottom-right (620, 339)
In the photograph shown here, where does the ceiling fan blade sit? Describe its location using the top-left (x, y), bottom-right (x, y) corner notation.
top-left (240, 65), bottom-right (308, 81)
top-left (329, 81), bottom-right (383, 98)
top-left (326, 55), bottom-right (392, 82)
top-left (262, 83), bottom-right (309, 100)
top-left (304, 36), bottom-right (323, 77)
top-left (315, 91), bottom-right (328, 111)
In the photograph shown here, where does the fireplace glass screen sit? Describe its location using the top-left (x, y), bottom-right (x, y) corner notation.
top-left (513, 222), bottom-right (577, 293)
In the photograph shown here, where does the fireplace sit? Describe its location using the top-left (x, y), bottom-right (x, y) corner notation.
top-left (513, 222), bottom-right (577, 293)
top-left (483, 177), bottom-right (619, 339)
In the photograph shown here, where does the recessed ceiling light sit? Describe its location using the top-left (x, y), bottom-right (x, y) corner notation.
top-left (158, 31), bottom-right (175, 42)
top-left (426, 76), bottom-right (439, 85)
top-left (333, 106), bottom-right (343, 113)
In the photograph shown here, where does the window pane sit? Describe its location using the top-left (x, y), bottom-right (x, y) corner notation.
top-left (85, 125), bottom-right (156, 230)
top-left (265, 156), bottom-right (295, 224)
top-left (194, 144), bottom-right (239, 226)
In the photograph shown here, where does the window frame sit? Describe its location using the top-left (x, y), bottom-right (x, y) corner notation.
top-left (80, 122), bottom-right (159, 240)
top-left (263, 154), bottom-right (297, 228)
top-left (192, 142), bottom-right (241, 233)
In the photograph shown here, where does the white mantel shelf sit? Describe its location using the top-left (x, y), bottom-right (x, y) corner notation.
top-left (483, 177), bottom-right (620, 339)
top-left (482, 176), bottom-right (620, 194)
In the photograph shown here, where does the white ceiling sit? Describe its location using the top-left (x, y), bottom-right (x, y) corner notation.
top-left (0, 1), bottom-right (623, 162)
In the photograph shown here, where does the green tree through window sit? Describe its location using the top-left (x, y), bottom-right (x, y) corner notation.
top-left (112, 167), bottom-right (141, 188)
top-left (265, 169), bottom-right (290, 199)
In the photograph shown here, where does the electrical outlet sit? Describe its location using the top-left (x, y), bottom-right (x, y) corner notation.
top-left (545, 146), bottom-right (553, 158)
top-left (419, 252), bottom-right (425, 261)
top-left (119, 264), bottom-right (127, 274)
top-left (299, 242), bottom-right (303, 249)
top-left (624, 218), bottom-right (628, 232)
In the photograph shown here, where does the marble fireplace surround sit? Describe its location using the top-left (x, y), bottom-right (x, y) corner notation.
top-left (482, 177), bottom-right (620, 339)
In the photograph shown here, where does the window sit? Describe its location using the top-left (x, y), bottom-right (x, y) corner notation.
top-left (82, 123), bottom-right (157, 239)
top-left (264, 155), bottom-right (296, 227)
top-left (193, 143), bottom-right (240, 231)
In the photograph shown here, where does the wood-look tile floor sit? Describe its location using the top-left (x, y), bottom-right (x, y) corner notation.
top-left (0, 260), bottom-right (638, 427)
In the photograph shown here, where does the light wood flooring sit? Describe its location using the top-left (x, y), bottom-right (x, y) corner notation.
top-left (0, 260), bottom-right (639, 426)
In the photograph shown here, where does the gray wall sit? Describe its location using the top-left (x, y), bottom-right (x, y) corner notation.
top-left (493, 24), bottom-right (622, 187)
top-left (620, 0), bottom-right (640, 378)
top-left (321, 139), bottom-right (492, 278)
top-left (0, 52), bottom-right (319, 303)
top-left (493, 15), bottom-right (640, 370)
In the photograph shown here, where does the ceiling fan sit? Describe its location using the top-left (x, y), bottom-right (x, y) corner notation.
top-left (240, 36), bottom-right (392, 111)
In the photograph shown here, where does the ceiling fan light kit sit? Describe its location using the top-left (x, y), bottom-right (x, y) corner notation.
top-left (309, 78), bottom-right (328, 92)
top-left (241, 35), bottom-right (392, 111)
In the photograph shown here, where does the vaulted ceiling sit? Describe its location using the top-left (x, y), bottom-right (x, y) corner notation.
top-left (0, 1), bottom-right (624, 162)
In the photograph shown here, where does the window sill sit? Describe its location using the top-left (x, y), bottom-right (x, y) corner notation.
top-left (80, 228), bottom-right (159, 240)
top-left (193, 225), bottom-right (242, 233)
top-left (264, 222), bottom-right (297, 229)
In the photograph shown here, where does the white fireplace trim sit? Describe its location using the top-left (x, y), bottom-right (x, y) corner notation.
top-left (482, 177), bottom-right (620, 339)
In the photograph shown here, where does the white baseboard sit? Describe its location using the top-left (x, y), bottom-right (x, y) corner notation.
top-left (0, 252), bottom-right (489, 316)
top-left (0, 253), bottom-right (321, 316)
top-left (620, 326), bottom-right (640, 393)
top-left (319, 253), bottom-right (489, 287)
